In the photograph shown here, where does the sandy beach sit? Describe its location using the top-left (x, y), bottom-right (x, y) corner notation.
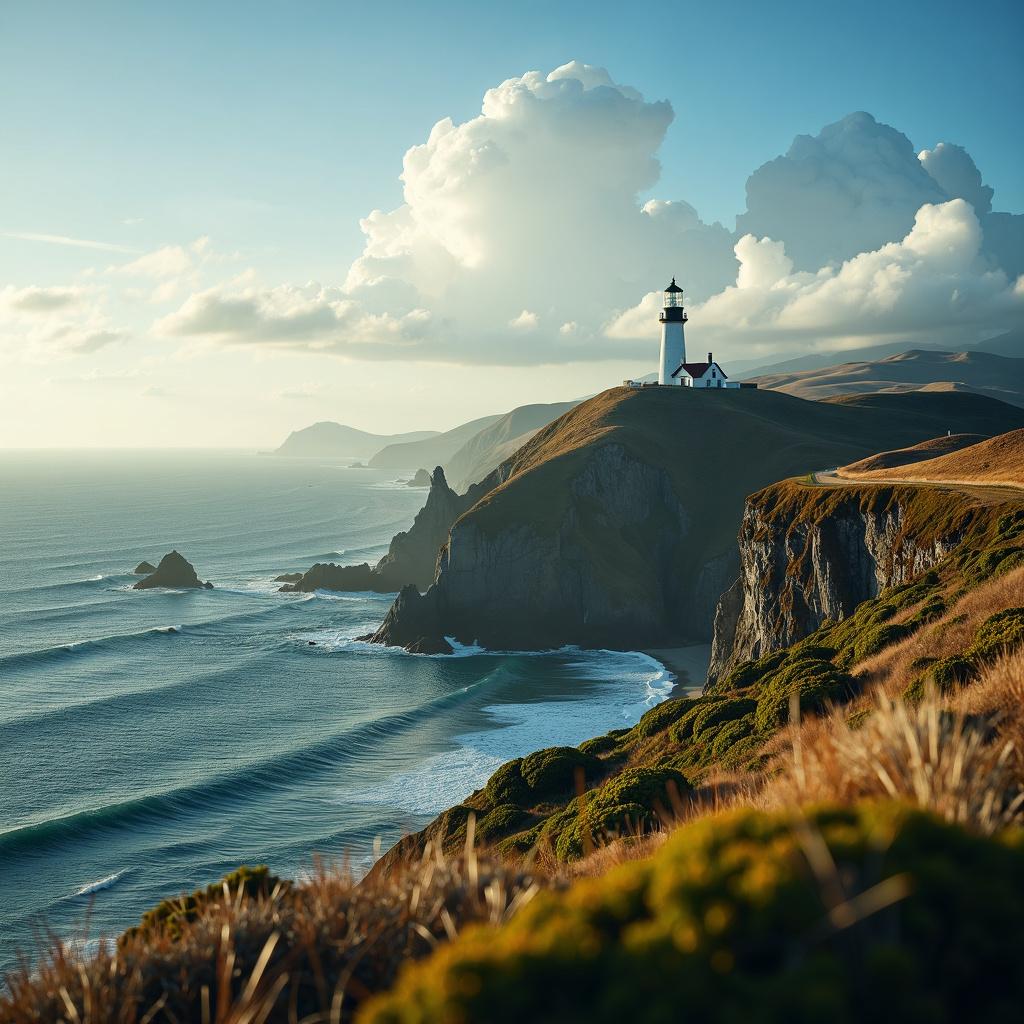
top-left (642, 644), bottom-right (711, 694)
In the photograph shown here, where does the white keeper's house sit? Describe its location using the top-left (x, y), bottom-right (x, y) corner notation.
top-left (626, 278), bottom-right (755, 390)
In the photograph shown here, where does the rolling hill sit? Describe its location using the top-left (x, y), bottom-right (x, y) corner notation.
top-left (367, 414), bottom-right (504, 471)
top-left (445, 400), bottom-right (581, 490)
top-left (839, 428), bottom-right (1024, 487)
top-left (272, 422), bottom-right (438, 458)
top-left (753, 349), bottom-right (1024, 407)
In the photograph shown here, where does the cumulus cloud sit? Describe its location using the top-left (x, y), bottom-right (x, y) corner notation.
top-left (10, 67), bottom-right (1022, 370)
top-left (161, 61), bottom-right (737, 364)
top-left (737, 112), bottom-right (948, 271)
top-left (697, 201), bottom-right (1020, 350)
top-left (509, 310), bottom-right (539, 330)
top-left (0, 284), bottom-right (125, 357)
top-left (155, 282), bottom-right (434, 354)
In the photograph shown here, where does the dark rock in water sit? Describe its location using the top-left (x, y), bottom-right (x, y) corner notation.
top-left (405, 635), bottom-right (455, 655)
top-left (133, 551), bottom-right (213, 590)
top-left (348, 461), bottom-right (368, 469)
top-left (281, 467), bottom-right (486, 594)
top-left (133, 561), bottom-right (157, 575)
top-left (407, 468), bottom-right (431, 487)
top-left (274, 572), bottom-right (303, 583)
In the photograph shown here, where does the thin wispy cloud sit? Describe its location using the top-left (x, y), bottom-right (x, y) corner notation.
top-left (2, 231), bottom-right (141, 254)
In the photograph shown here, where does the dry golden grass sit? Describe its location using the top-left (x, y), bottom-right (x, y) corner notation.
top-left (839, 432), bottom-right (986, 473)
top-left (850, 564), bottom-right (1024, 700)
top-left (839, 427), bottom-right (1024, 487)
top-left (764, 667), bottom-right (1024, 833)
top-left (0, 835), bottom-right (549, 1024)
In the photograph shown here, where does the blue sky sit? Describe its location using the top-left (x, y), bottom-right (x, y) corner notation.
top-left (3, 0), bottom-right (1020, 283)
top-left (0, 0), bottom-right (1021, 445)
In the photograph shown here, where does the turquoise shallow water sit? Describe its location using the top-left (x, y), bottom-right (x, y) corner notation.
top-left (0, 450), bottom-right (672, 973)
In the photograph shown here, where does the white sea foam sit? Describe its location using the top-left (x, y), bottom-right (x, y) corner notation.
top-left (344, 649), bottom-right (675, 816)
top-left (72, 869), bottom-right (130, 897)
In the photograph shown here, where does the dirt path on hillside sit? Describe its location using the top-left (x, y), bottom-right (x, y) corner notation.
top-left (811, 469), bottom-right (1024, 495)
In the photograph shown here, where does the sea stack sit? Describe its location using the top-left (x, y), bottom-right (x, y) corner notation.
top-left (133, 561), bottom-right (157, 575)
top-left (133, 551), bottom-right (213, 590)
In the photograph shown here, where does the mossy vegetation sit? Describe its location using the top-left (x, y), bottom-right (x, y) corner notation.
top-left (392, 483), bottom-right (1023, 867)
top-left (361, 803), bottom-right (1024, 1024)
top-left (122, 865), bottom-right (284, 944)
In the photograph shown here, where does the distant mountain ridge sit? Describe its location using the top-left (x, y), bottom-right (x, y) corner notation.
top-left (752, 349), bottom-right (1024, 407)
top-left (273, 422), bottom-right (438, 458)
top-left (368, 415), bottom-right (504, 472)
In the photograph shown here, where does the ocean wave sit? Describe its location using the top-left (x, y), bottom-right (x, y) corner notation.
top-left (344, 648), bottom-right (675, 816)
top-left (0, 624), bottom-right (185, 671)
top-left (0, 665), bottom-right (508, 858)
top-left (70, 869), bottom-right (131, 898)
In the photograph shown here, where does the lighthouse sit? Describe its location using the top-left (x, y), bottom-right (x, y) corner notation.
top-left (658, 278), bottom-right (687, 385)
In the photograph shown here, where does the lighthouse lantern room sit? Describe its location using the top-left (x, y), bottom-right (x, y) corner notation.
top-left (658, 278), bottom-right (687, 385)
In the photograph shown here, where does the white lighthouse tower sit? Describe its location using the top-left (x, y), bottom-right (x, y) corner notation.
top-left (658, 278), bottom-right (687, 385)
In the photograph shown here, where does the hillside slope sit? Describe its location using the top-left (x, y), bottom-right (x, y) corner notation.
top-left (368, 414), bottom-right (502, 471)
top-left (273, 422), bottom-right (438, 458)
top-left (373, 476), bottom-right (1024, 875)
top-left (839, 433), bottom-right (986, 473)
top-left (369, 387), bottom-right (1024, 653)
top-left (754, 349), bottom-right (1024, 407)
top-left (838, 428), bottom-right (1024, 487)
top-left (446, 400), bottom-right (580, 490)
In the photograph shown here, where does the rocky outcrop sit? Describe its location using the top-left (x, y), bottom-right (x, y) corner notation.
top-left (707, 482), bottom-right (976, 684)
top-left (133, 561), bottom-right (157, 575)
top-left (281, 467), bottom-right (486, 594)
top-left (372, 443), bottom-right (695, 651)
top-left (407, 468), bottom-right (431, 487)
top-left (133, 551), bottom-right (213, 590)
top-left (369, 387), bottom-right (1024, 655)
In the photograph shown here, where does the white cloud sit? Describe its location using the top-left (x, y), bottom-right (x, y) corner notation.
top-left (0, 284), bottom-right (125, 357)
top-left (919, 143), bottom-right (994, 216)
top-left (559, 321), bottom-right (578, 335)
top-left (115, 244), bottom-right (195, 279)
top-left (737, 112), bottom-right (948, 272)
top-left (696, 200), bottom-right (1021, 350)
top-left (155, 281), bottom-right (434, 354)
top-left (509, 309), bottom-right (538, 329)
top-left (1, 231), bottom-right (140, 253)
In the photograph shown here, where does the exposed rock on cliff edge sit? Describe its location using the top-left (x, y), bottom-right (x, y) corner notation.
top-left (281, 467), bottom-right (486, 593)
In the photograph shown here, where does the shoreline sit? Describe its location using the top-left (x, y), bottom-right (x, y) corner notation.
top-left (641, 644), bottom-right (710, 695)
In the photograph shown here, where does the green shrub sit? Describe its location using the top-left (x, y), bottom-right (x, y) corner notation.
top-left (484, 759), bottom-right (527, 807)
top-left (477, 804), bottom-right (526, 841)
top-left (577, 734), bottom-right (620, 756)
top-left (630, 697), bottom-right (700, 739)
top-left (544, 767), bottom-right (692, 862)
top-left (754, 658), bottom-right (854, 732)
top-left (969, 607), bottom-right (1024, 661)
top-left (709, 715), bottom-right (754, 758)
top-left (688, 698), bottom-right (757, 740)
top-left (123, 866), bottom-right (283, 943)
top-left (519, 746), bottom-right (600, 800)
top-left (360, 804), bottom-right (1024, 1024)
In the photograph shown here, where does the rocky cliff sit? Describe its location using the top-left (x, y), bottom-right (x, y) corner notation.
top-left (370, 387), bottom-right (1024, 653)
top-left (282, 467), bottom-right (486, 593)
top-left (708, 480), bottom-right (1002, 683)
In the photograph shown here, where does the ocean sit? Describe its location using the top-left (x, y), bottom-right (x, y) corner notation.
top-left (0, 449), bottom-right (673, 973)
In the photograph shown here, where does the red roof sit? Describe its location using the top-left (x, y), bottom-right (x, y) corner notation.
top-left (671, 361), bottom-right (727, 379)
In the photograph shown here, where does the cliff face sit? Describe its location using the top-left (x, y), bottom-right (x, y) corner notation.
top-left (371, 387), bottom-right (1024, 653)
top-left (282, 468), bottom-right (485, 593)
top-left (708, 482), bottom-right (982, 683)
top-left (370, 443), bottom-right (691, 650)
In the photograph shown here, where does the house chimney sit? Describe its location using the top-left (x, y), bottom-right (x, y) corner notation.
top-left (707, 351), bottom-right (713, 364)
